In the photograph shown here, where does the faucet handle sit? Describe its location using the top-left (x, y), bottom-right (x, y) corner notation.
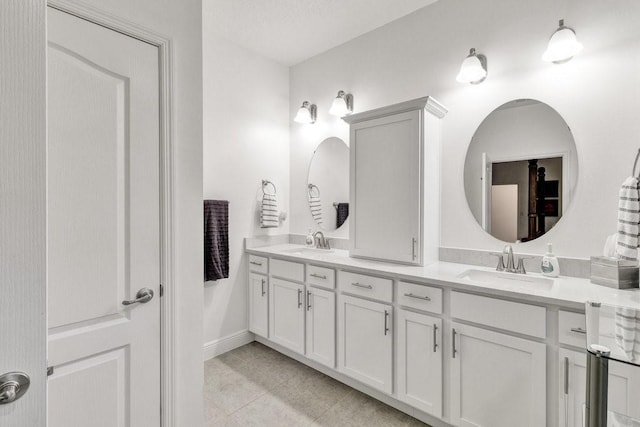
top-left (325, 238), bottom-right (331, 250)
top-left (516, 257), bottom-right (533, 274)
top-left (490, 253), bottom-right (506, 271)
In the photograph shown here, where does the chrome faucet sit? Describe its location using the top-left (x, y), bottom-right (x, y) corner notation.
top-left (313, 231), bottom-right (331, 250)
top-left (492, 245), bottom-right (528, 274)
top-left (503, 245), bottom-right (516, 273)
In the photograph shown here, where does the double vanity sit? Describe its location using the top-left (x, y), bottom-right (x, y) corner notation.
top-left (246, 243), bottom-right (640, 427)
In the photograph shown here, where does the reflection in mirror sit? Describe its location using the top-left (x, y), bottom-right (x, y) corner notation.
top-left (307, 137), bottom-right (349, 231)
top-left (464, 99), bottom-right (578, 243)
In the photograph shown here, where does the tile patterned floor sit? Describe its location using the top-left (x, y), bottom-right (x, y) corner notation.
top-left (204, 342), bottom-right (429, 426)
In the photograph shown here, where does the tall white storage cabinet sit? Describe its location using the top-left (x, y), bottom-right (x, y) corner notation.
top-left (343, 97), bottom-right (447, 265)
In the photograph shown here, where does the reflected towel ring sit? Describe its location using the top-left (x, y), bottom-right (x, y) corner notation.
top-left (308, 184), bottom-right (320, 197)
top-left (633, 149), bottom-right (640, 178)
top-left (262, 180), bottom-right (276, 196)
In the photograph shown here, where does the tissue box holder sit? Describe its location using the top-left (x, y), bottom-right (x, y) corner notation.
top-left (590, 256), bottom-right (639, 289)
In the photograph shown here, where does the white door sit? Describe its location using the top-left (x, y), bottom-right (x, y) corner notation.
top-left (47, 8), bottom-right (160, 427)
top-left (559, 348), bottom-right (640, 426)
top-left (450, 322), bottom-right (546, 427)
top-left (397, 310), bottom-right (442, 418)
top-left (269, 278), bottom-right (305, 354)
top-left (337, 294), bottom-right (393, 394)
top-left (0, 2), bottom-right (47, 425)
top-left (350, 110), bottom-right (422, 264)
top-left (491, 184), bottom-right (518, 242)
top-left (481, 152), bottom-right (492, 232)
top-left (248, 273), bottom-right (269, 337)
top-left (305, 287), bottom-right (335, 368)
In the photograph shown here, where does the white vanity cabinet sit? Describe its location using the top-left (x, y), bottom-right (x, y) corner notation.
top-left (450, 322), bottom-right (546, 427)
top-left (269, 277), bottom-right (305, 354)
top-left (559, 348), bottom-right (640, 426)
top-left (337, 294), bottom-right (393, 394)
top-left (397, 309), bottom-right (442, 418)
top-left (343, 97), bottom-right (447, 265)
top-left (305, 286), bottom-right (335, 368)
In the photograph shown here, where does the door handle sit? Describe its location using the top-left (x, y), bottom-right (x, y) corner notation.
top-left (384, 310), bottom-right (390, 336)
top-left (307, 290), bottom-right (312, 311)
top-left (0, 372), bottom-right (30, 405)
top-left (298, 288), bottom-right (302, 308)
top-left (122, 287), bottom-right (154, 306)
top-left (452, 328), bottom-right (457, 358)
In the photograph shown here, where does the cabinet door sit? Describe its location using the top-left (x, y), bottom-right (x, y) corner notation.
top-left (269, 278), bottom-right (305, 354)
top-left (248, 272), bottom-right (268, 337)
top-left (305, 287), bottom-right (335, 368)
top-left (337, 294), bottom-right (393, 393)
top-left (397, 310), bottom-right (442, 418)
top-left (450, 322), bottom-right (546, 427)
top-left (350, 110), bottom-right (422, 264)
top-left (559, 348), bottom-right (640, 427)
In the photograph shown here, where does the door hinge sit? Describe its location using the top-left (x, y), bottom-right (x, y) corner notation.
top-left (160, 284), bottom-right (164, 297)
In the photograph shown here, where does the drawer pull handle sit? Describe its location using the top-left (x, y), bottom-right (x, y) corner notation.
top-left (297, 288), bottom-right (302, 308)
top-left (261, 279), bottom-right (266, 296)
top-left (310, 273), bottom-right (327, 280)
top-left (570, 327), bottom-right (587, 334)
top-left (452, 328), bottom-right (457, 358)
top-left (250, 261), bottom-right (263, 266)
top-left (307, 290), bottom-right (312, 311)
top-left (384, 310), bottom-right (389, 336)
top-left (404, 293), bottom-right (431, 301)
top-left (564, 356), bottom-right (569, 395)
top-left (352, 282), bottom-right (373, 290)
top-left (433, 324), bottom-right (438, 353)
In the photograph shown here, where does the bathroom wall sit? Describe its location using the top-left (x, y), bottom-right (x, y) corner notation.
top-left (62, 0), bottom-right (204, 425)
top-left (289, 0), bottom-right (640, 259)
top-left (202, 1), bottom-right (290, 354)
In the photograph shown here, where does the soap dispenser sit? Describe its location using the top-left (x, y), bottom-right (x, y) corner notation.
top-left (305, 229), bottom-right (314, 247)
top-left (541, 243), bottom-right (560, 277)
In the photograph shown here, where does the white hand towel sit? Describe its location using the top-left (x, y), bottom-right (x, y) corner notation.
top-left (615, 306), bottom-right (640, 363)
top-left (309, 195), bottom-right (323, 225)
top-left (260, 193), bottom-right (279, 228)
top-left (616, 176), bottom-right (640, 261)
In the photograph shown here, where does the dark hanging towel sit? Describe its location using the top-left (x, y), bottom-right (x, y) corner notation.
top-left (204, 200), bottom-right (229, 281)
top-left (336, 202), bottom-right (349, 228)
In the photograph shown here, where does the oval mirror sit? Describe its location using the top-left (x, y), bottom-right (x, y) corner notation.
top-left (464, 99), bottom-right (578, 243)
top-left (307, 137), bottom-right (349, 231)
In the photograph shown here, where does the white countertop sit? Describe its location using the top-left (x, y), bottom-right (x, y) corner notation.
top-left (247, 244), bottom-right (640, 310)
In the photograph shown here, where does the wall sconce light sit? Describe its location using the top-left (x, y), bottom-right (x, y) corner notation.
top-left (294, 101), bottom-right (317, 124)
top-left (329, 90), bottom-right (354, 116)
top-left (542, 19), bottom-right (583, 64)
top-left (456, 48), bottom-right (488, 84)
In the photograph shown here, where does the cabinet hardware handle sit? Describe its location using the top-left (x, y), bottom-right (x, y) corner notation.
top-left (412, 238), bottom-right (417, 260)
top-left (298, 288), bottom-right (302, 308)
top-left (404, 293), bottom-right (431, 301)
top-left (352, 282), bottom-right (373, 289)
top-left (261, 279), bottom-right (266, 296)
top-left (570, 327), bottom-right (587, 334)
top-left (564, 356), bottom-right (569, 395)
top-left (310, 273), bottom-right (327, 279)
top-left (250, 261), bottom-right (263, 266)
top-left (433, 324), bottom-right (438, 353)
top-left (307, 290), bottom-right (312, 311)
top-left (384, 310), bottom-right (389, 336)
top-left (452, 328), bottom-right (457, 358)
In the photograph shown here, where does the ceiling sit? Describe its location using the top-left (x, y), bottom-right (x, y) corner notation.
top-left (205, 0), bottom-right (439, 66)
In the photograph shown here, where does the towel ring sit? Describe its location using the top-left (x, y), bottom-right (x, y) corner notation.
top-left (308, 184), bottom-right (320, 197)
top-left (633, 149), bottom-right (640, 178)
top-left (262, 180), bottom-right (276, 196)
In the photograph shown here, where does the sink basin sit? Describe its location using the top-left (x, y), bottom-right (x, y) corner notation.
top-left (457, 269), bottom-right (555, 290)
top-left (280, 247), bottom-right (335, 256)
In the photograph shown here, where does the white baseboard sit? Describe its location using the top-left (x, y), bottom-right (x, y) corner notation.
top-left (203, 330), bottom-right (255, 361)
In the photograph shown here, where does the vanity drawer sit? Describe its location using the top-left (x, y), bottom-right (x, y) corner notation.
top-left (451, 292), bottom-right (546, 338)
top-left (270, 258), bottom-right (304, 282)
top-left (338, 271), bottom-right (392, 303)
top-left (397, 282), bottom-right (442, 314)
top-left (248, 255), bottom-right (268, 274)
top-left (306, 265), bottom-right (335, 290)
top-left (559, 310), bottom-right (587, 347)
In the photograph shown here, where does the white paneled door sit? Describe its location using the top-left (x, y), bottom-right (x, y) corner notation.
top-left (47, 7), bottom-right (161, 427)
